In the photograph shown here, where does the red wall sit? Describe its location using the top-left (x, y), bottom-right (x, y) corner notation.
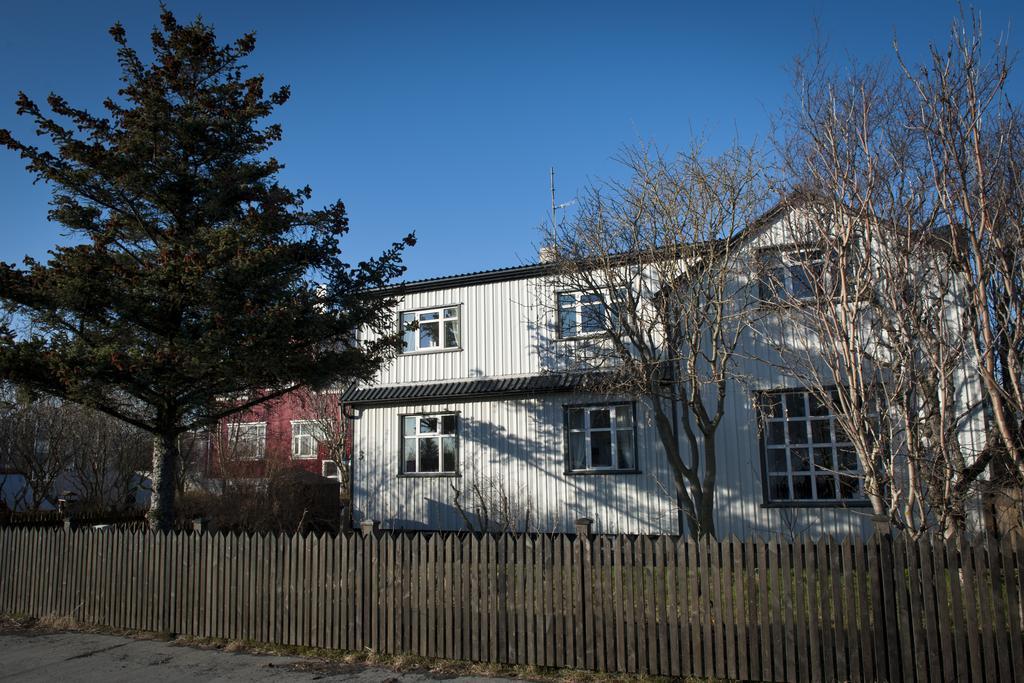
top-left (208, 389), bottom-right (351, 480)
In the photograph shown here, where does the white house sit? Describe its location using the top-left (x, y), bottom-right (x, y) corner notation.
top-left (343, 202), bottom-right (986, 538)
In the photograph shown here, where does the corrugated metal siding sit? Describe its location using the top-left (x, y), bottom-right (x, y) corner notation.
top-left (350, 387), bottom-right (875, 538)
top-left (350, 206), bottom-right (984, 539)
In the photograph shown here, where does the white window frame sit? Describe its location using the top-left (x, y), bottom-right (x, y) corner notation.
top-left (290, 420), bottom-right (323, 460)
top-left (557, 290), bottom-right (624, 339)
top-left (759, 389), bottom-right (866, 504)
top-left (400, 305), bottom-right (461, 353)
top-left (565, 403), bottom-right (636, 472)
top-left (321, 459), bottom-right (341, 481)
top-left (400, 413), bottom-right (459, 475)
top-left (226, 421), bottom-right (267, 460)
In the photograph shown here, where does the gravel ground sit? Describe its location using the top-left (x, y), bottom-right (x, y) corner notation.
top-left (0, 630), bottom-right (523, 682)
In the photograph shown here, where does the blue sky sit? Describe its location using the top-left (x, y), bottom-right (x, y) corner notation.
top-left (1, 1), bottom-right (1021, 281)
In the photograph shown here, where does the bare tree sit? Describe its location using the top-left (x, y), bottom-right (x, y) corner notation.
top-left (766, 11), bottom-right (1018, 535)
top-left (0, 395), bottom-right (75, 510)
top-left (450, 476), bottom-right (536, 533)
top-left (63, 406), bottom-right (151, 512)
top-left (543, 140), bottom-right (773, 538)
top-left (898, 11), bottom-right (1024, 492)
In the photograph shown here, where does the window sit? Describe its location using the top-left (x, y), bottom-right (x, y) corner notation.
top-left (322, 459), bottom-right (342, 481)
top-left (557, 290), bottom-right (625, 339)
top-left (226, 422), bottom-right (266, 460)
top-left (758, 248), bottom-right (824, 302)
top-left (401, 414), bottom-right (458, 474)
top-left (400, 306), bottom-right (461, 353)
top-left (291, 421), bottom-right (324, 460)
top-left (565, 404), bottom-right (636, 472)
top-left (759, 389), bottom-right (864, 504)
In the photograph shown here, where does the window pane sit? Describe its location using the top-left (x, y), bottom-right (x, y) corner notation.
top-left (558, 294), bottom-right (577, 337)
top-left (558, 308), bottom-right (577, 338)
top-left (792, 475), bottom-right (813, 499)
top-left (419, 438), bottom-right (439, 472)
top-left (808, 393), bottom-right (829, 416)
top-left (816, 475), bottom-right (837, 500)
top-left (789, 264), bottom-right (814, 298)
top-left (762, 394), bottom-right (783, 419)
top-left (785, 392), bottom-right (806, 417)
top-left (615, 406), bottom-right (633, 429)
top-left (590, 431), bottom-right (613, 467)
top-left (769, 475), bottom-right (790, 501)
top-left (441, 414), bottom-right (456, 434)
top-left (590, 408), bottom-right (611, 429)
top-left (787, 420), bottom-right (809, 444)
top-left (442, 436), bottom-right (457, 472)
top-left (419, 321), bottom-right (440, 348)
top-left (443, 307), bottom-right (458, 319)
top-left (444, 319), bottom-right (460, 347)
top-left (567, 408), bottom-right (584, 431)
top-left (403, 416), bottom-right (417, 436)
top-left (833, 420), bottom-right (849, 443)
top-left (616, 430), bottom-right (635, 469)
top-left (401, 312), bottom-right (416, 351)
top-left (810, 419), bottom-right (832, 443)
top-left (419, 417), bottom-right (438, 434)
top-left (790, 447), bottom-right (810, 471)
top-left (767, 448), bottom-right (788, 472)
top-left (814, 447), bottom-right (834, 471)
top-left (419, 311), bottom-right (439, 321)
top-left (767, 422), bottom-right (785, 445)
top-left (403, 438), bottom-right (417, 473)
top-left (837, 445), bottom-right (858, 471)
top-left (568, 431), bottom-right (586, 470)
top-left (580, 294), bottom-right (605, 333)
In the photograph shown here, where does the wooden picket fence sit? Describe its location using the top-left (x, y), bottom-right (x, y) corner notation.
top-left (1, 527), bottom-right (1023, 682)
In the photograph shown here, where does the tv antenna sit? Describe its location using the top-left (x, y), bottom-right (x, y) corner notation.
top-left (549, 166), bottom-right (575, 229)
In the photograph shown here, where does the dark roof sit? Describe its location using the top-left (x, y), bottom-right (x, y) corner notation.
top-left (340, 372), bottom-right (592, 406)
top-left (377, 261), bottom-right (554, 295)
top-left (379, 194), bottom-right (800, 296)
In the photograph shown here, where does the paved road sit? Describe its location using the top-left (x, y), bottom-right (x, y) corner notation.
top-left (0, 630), bottom-right (520, 682)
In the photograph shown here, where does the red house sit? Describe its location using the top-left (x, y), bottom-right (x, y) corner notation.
top-left (207, 388), bottom-right (351, 484)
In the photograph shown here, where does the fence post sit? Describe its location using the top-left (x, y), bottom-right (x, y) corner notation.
top-left (63, 515), bottom-right (79, 532)
top-left (872, 515), bottom-right (891, 536)
top-left (191, 517), bottom-right (207, 534)
top-left (361, 520), bottom-right (379, 538)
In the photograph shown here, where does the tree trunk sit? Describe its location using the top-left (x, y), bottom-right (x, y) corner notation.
top-left (148, 431), bottom-right (179, 532)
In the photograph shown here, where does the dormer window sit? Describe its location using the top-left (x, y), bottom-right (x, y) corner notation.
top-left (400, 306), bottom-right (461, 353)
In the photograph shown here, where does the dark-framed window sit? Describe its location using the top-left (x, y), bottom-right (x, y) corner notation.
top-left (401, 413), bottom-right (458, 475)
top-left (758, 388), bottom-right (866, 504)
top-left (565, 403), bottom-right (637, 473)
top-left (400, 305), bottom-right (461, 353)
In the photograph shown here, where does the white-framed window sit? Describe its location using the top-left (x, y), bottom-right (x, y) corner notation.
top-left (759, 389), bottom-right (865, 504)
top-left (291, 420), bottom-right (324, 460)
top-left (400, 306), bottom-right (461, 353)
top-left (322, 459), bottom-right (342, 481)
top-left (758, 247), bottom-right (824, 302)
top-left (226, 421), bottom-right (266, 460)
top-left (565, 403), bottom-right (636, 472)
top-left (557, 290), bottom-right (626, 339)
top-left (401, 413), bottom-right (458, 474)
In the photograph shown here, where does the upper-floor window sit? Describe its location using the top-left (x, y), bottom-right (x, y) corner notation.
top-left (401, 306), bottom-right (461, 353)
top-left (758, 248), bottom-right (824, 302)
top-left (565, 403), bottom-right (636, 473)
top-left (758, 389), bottom-right (865, 504)
top-left (291, 420), bottom-right (324, 460)
top-left (401, 413), bottom-right (458, 475)
top-left (226, 421), bottom-right (266, 460)
top-left (557, 290), bottom-right (625, 339)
